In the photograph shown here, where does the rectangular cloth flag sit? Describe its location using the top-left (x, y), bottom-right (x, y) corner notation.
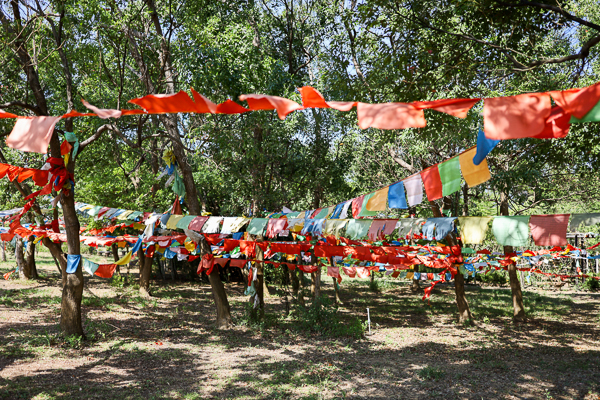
top-left (324, 219), bottom-right (348, 237)
top-left (166, 215), bottom-right (184, 229)
top-left (529, 214), bottom-right (569, 247)
top-left (346, 219), bottom-right (372, 240)
top-left (569, 213), bottom-right (600, 231)
top-left (176, 215), bottom-right (196, 230)
top-left (459, 147), bottom-right (491, 187)
top-left (420, 166), bottom-right (443, 201)
top-left (366, 187), bottom-right (389, 211)
top-left (358, 193), bottom-right (378, 217)
top-left (388, 181), bottom-right (407, 209)
top-left (403, 175), bottom-right (423, 206)
top-left (492, 216), bottom-right (531, 247)
top-left (457, 216), bottom-right (493, 244)
top-left (187, 216), bottom-right (208, 232)
top-left (367, 219), bottom-right (397, 241)
top-left (438, 157), bottom-right (462, 196)
top-left (246, 218), bottom-right (269, 235)
top-left (351, 196), bottom-right (364, 218)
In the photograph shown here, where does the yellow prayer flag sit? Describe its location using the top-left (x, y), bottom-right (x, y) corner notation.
top-left (115, 251), bottom-right (132, 266)
top-left (459, 148), bottom-right (491, 188)
top-left (406, 271), bottom-right (414, 280)
top-left (365, 187), bottom-right (389, 211)
top-left (166, 215), bottom-right (184, 229)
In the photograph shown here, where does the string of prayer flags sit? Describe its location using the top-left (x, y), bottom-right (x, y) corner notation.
top-left (459, 148), bottom-right (491, 187)
top-left (366, 187), bottom-right (388, 211)
top-left (457, 217), bottom-right (493, 244)
top-left (421, 166), bottom-right (443, 201)
top-left (412, 97), bottom-right (480, 118)
top-left (492, 216), bottom-right (531, 247)
top-left (188, 216), bottom-right (208, 232)
top-left (529, 214), bottom-right (569, 247)
top-left (569, 100), bottom-right (600, 123)
top-left (438, 157), bottom-right (461, 196)
top-left (324, 219), bottom-right (348, 237)
top-left (351, 196), bottom-right (364, 219)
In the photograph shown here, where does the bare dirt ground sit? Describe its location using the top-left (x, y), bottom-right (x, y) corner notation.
top-left (1, 252), bottom-right (599, 400)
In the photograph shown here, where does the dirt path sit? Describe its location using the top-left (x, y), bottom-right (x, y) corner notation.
top-left (1, 259), bottom-right (599, 399)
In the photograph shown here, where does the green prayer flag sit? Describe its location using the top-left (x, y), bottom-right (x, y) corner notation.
top-left (176, 215), bottom-right (196, 230)
top-left (346, 219), bottom-right (372, 239)
top-left (438, 157), bottom-right (461, 196)
top-left (357, 193), bottom-right (378, 217)
top-left (491, 216), bottom-right (531, 247)
top-left (247, 218), bottom-right (268, 235)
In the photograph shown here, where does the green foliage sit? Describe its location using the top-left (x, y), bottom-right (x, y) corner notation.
top-left (478, 270), bottom-right (509, 287)
top-left (583, 275), bottom-right (600, 291)
top-left (417, 366), bottom-right (446, 381)
top-left (288, 296), bottom-right (365, 339)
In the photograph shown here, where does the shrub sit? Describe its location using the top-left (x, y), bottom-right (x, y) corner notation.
top-left (478, 270), bottom-right (508, 286)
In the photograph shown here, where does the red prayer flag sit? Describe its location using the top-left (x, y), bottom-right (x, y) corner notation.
top-left (533, 106), bottom-right (571, 139)
top-left (550, 82), bottom-right (600, 119)
top-left (529, 214), bottom-right (569, 247)
top-left (239, 94), bottom-right (303, 120)
top-left (298, 86), bottom-right (357, 111)
top-left (412, 98), bottom-right (480, 118)
top-left (420, 166), bottom-right (443, 201)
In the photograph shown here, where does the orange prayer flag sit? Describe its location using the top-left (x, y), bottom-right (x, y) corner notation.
top-left (420, 166), bottom-right (443, 201)
top-left (483, 93), bottom-right (551, 140)
top-left (129, 91), bottom-right (198, 114)
top-left (412, 98), bottom-right (481, 118)
top-left (0, 109), bottom-right (18, 119)
top-left (366, 187), bottom-right (389, 211)
top-left (60, 140), bottom-right (72, 156)
top-left (239, 94), bottom-right (303, 119)
top-left (190, 88), bottom-right (218, 113)
top-left (298, 86), bottom-right (357, 111)
top-left (458, 148), bottom-right (491, 188)
top-left (215, 99), bottom-right (249, 114)
top-left (357, 102), bottom-right (426, 130)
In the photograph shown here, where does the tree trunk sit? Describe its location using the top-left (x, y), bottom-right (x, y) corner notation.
top-left (25, 236), bottom-right (38, 279)
top-left (16, 237), bottom-right (27, 279)
top-left (138, 248), bottom-right (153, 297)
top-left (332, 278), bottom-right (343, 305)
top-left (1, 241), bottom-right (6, 262)
top-left (410, 275), bottom-right (421, 292)
top-left (500, 193), bottom-right (526, 322)
top-left (290, 266), bottom-right (300, 296)
top-left (429, 200), bottom-right (472, 323)
top-left (200, 239), bottom-right (232, 328)
top-left (111, 243), bottom-right (120, 275)
top-left (254, 244), bottom-right (265, 318)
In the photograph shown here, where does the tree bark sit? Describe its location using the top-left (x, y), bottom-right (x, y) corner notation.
top-left (16, 237), bottom-right (27, 279)
top-left (500, 193), bottom-right (526, 322)
top-left (111, 243), bottom-right (121, 275)
top-left (290, 265), bottom-right (300, 296)
top-left (254, 243), bottom-right (265, 318)
top-left (138, 248), bottom-right (153, 297)
top-left (200, 239), bottom-right (232, 328)
top-left (25, 236), bottom-right (38, 279)
top-left (1, 241), bottom-right (6, 262)
top-left (429, 200), bottom-right (473, 323)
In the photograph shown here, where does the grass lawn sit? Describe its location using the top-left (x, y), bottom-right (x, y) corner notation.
top-left (1, 250), bottom-right (599, 399)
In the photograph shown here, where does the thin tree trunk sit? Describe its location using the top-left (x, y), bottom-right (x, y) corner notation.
top-left (111, 243), bottom-right (120, 275)
top-left (25, 236), bottom-right (38, 279)
top-left (312, 254), bottom-right (321, 302)
top-left (1, 241), bottom-right (6, 262)
top-left (332, 278), bottom-right (343, 305)
top-left (429, 199), bottom-right (472, 323)
top-left (200, 239), bottom-right (232, 327)
top-left (290, 265), bottom-right (300, 296)
top-left (138, 248), bottom-right (153, 297)
top-left (16, 237), bottom-right (27, 279)
top-left (500, 193), bottom-right (526, 322)
top-left (254, 244), bottom-right (265, 318)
